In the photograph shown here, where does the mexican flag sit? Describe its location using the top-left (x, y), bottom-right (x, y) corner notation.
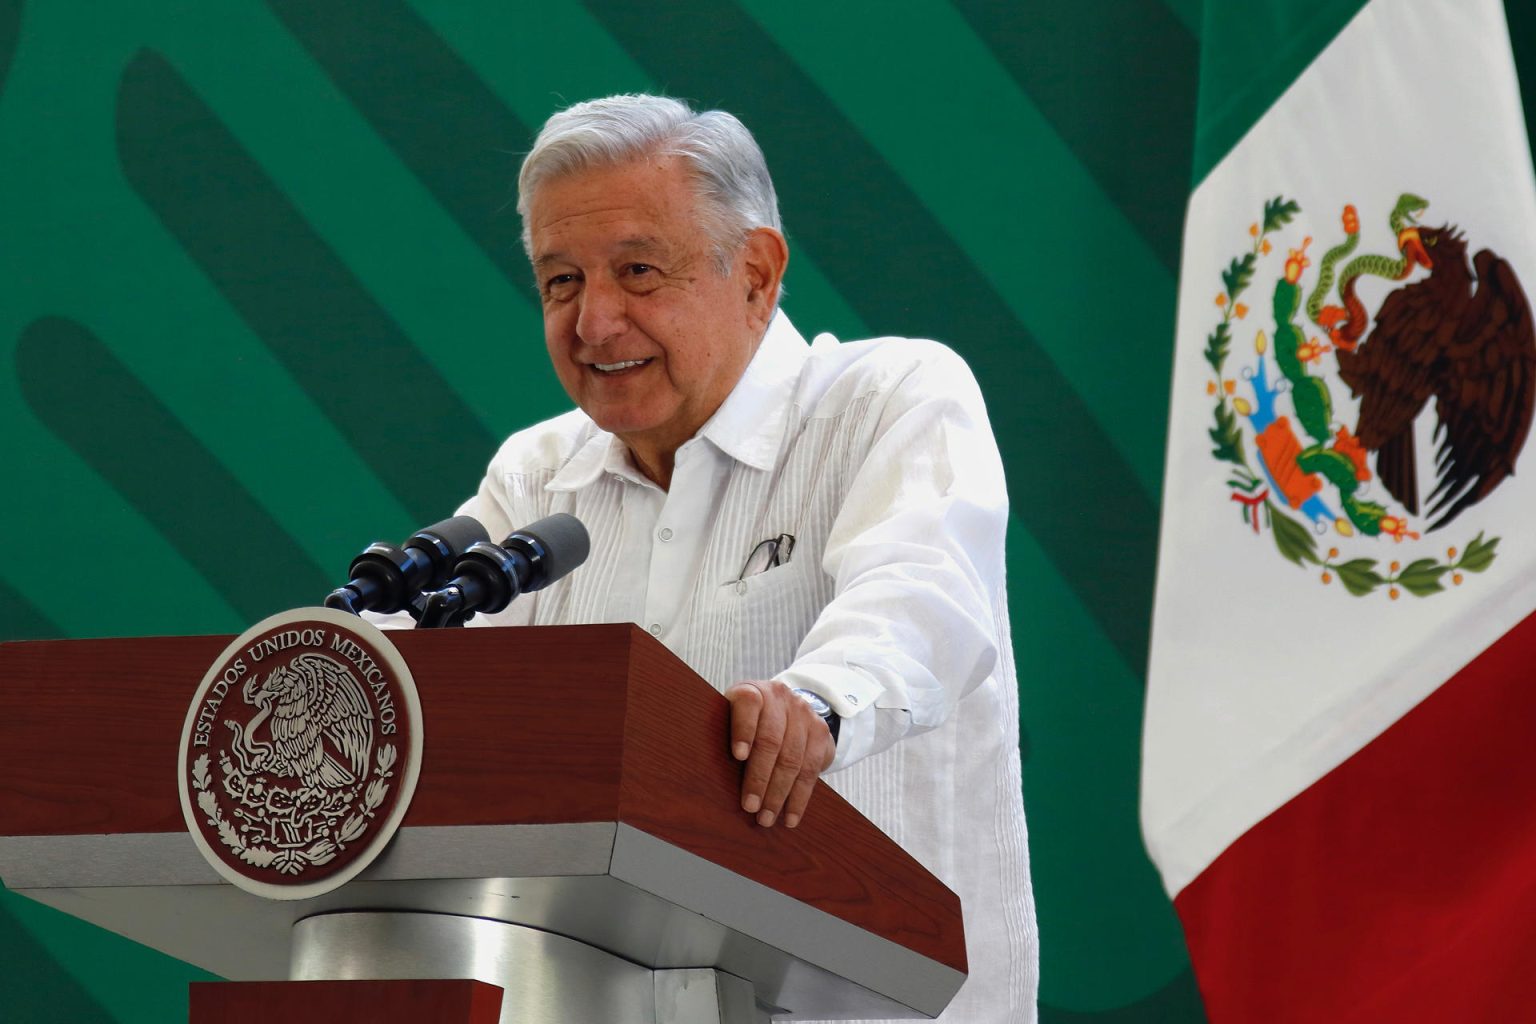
top-left (1143, 0), bottom-right (1536, 1020)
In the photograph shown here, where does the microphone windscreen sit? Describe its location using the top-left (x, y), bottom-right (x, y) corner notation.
top-left (512, 513), bottom-right (591, 586)
top-left (406, 515), bottom-right (493, 589)
top-left (414, 515), bottom-right (491, 555)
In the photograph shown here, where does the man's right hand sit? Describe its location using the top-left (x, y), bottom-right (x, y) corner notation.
top-left (724, 679), bottom-right (836, 829)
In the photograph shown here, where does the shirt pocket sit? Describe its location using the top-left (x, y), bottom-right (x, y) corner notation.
top-left (723, 560), bottom-right (807, 600)
top-left (709, 561), bottom-right (823, 684)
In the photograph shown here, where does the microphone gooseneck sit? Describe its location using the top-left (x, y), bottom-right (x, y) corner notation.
top-left (324, 515), bottom-right (491, 616)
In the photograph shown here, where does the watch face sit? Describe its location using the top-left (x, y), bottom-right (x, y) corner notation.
top-left (792, 688), bottom-right (832, 717)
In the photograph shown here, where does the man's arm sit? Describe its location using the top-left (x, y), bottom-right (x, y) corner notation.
top-left (730, 341), bottom-right (1009, 826)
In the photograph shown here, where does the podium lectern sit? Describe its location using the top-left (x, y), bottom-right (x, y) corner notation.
top-left (0, 624), bottom-right (965, 1022)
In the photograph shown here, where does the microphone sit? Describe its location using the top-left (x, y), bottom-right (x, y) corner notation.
top-left (416, 513), bottom-right (591, 628)
top-left (324, 515), bottom-right (492, 616)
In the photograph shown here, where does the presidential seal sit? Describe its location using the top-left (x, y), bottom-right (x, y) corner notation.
top-left (1201, 194), bottom-right (1535, 598)
top-left (177, 607), bottom-right (423, 899)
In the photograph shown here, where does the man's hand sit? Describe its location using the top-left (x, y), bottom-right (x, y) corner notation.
top-left (724, 680), bottom-right (836, 829)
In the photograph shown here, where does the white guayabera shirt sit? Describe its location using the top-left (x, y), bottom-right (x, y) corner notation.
top-left (459, 313), bottom-right (1037, 1023)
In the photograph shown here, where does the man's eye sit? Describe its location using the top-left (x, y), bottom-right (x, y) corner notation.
top-left (627, 263), bottom-right (654, 276)
top-left (543, 274), bottom-right (577, 296)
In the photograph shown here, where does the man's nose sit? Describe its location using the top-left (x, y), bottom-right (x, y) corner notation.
top-left (575, 276), bottom-right (628, 345)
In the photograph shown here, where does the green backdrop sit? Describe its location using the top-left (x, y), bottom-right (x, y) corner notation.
top-left (4, 2), bottom-right (1535, 1021)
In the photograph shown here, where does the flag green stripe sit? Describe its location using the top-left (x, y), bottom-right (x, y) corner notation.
top-left (949, 0), bottom-right (1197, 275)
top-left (1508, 0), bottom-right (1536, 172)
top-left (1041, 969), bottom-right (1205, 1023)
top-left (115, 51), bottom-right (495, 523)
top-left (1192, 0), bottom-right (1371, 187)
top-left (15, 316), bottom-right (333, 623)
top-left (584, 0), bottom-right (1157, 676)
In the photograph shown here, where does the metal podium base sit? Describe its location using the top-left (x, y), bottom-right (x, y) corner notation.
top-left (290, 911), bottom-right (771, 1024)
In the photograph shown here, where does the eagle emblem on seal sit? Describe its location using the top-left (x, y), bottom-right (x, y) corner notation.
top-left (1202, 195), bottom-right (1533, 598)
top-left (226, 653), bottom-right (374, 792)
top-left (179, 609), bottom-right (421, 899)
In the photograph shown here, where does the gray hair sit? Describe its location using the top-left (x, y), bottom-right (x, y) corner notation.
top-left (517, 94), bottom-right (782, 273)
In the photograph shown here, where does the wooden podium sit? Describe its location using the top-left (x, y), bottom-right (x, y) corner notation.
top-left (0, 623), bottom-right (966, 1022)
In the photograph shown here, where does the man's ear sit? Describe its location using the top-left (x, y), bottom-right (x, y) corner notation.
top-left (741, 227), bottom-right (789, 328)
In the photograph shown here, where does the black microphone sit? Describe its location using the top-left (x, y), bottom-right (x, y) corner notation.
top-left (324, 515), bottom-right (492, 616)
top-left (416, 513), bottom-right (591, 628)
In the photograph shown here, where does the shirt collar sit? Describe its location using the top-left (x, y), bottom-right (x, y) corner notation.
top-left (544, 311), bottom-right (810, 491)
top-left (697, 310), bottom-right (809, 471)
top-left (544, 428), bottom-right (634, 492)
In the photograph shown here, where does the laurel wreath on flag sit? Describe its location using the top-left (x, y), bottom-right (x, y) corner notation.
top-left (1203, 197), bottom-right (1498, 599)
top-left (192, 745), bottom-right (396, 875)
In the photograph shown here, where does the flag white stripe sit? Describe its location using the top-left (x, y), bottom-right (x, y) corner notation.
top-left (1144, 0), bottom-right (1536, 896)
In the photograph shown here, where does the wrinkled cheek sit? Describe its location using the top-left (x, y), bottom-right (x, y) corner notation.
top-left (542, 350), bottom-right (583, 406)
top-left (541, 312), bottom-right (569, 357)
top-left (540, 315), bottom-right (578, 388)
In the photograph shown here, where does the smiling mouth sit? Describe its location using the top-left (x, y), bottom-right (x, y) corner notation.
top-left (591, 359), bottom-right (652, 373)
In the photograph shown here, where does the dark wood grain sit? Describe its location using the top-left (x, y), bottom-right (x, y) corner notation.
top-left (0, 634), bottom-right (228, 833)
top-left (0, 623), bottom-right (965, 971)
top-left (189, 979), bottom-right (503, 1023)
top-left (0, 626), bottom-right (637, 834)
top-left (390, 625), bottom-right (635, 826)
top-left (616, 629), bottom-right (967, 973)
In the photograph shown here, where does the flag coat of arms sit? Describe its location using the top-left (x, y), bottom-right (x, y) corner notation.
top-left (1144, 0), bottom-right (1536, 1019)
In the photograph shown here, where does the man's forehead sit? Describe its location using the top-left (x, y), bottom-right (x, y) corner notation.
top-left (532, 234), bottom-right (676, 269)
top-left (526, 156), bottom-right (711, 257)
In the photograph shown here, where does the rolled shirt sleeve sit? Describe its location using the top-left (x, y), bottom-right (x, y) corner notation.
top-left (775, 345), bottom-right (1008, 772)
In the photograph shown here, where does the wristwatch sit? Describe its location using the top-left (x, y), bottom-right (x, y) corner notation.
top-left (792, 688), bottom-right (841, 744)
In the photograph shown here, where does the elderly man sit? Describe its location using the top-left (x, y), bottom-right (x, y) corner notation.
top-left (458, 94), bottom-right (1037, 1022)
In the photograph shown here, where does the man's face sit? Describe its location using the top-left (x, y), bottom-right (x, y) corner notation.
top-left (527, 156), bottom-right (780, 478)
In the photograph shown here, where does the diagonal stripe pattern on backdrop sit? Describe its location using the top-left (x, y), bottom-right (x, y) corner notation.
top-left (15, 316), bottom-right (332, 622)
top-left (0, 575), bottom-right (62, 643)
top-left (950, 0), bottom-right (1197, 275)
top-left (263, 0), bottom-right (533, 286)
top-left (583, 0), bottom-right (1158, 675)
top-left (0, 0), bottom-right (19, 100)
top-left (115, 50), bottom-right (494, 525)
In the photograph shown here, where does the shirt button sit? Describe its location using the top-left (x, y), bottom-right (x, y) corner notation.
top-left (658, 527), bottom-right (673, 542)
top-left (648, 623), bottom-right (662, 636)
top-left (736, 580), bottom-right (748, 596)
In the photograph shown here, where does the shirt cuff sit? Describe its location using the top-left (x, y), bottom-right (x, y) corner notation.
top-left (776, 663), bottom-right (909, 771)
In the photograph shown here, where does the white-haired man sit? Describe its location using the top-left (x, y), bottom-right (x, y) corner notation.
top-left (459, 94), bottom-right (1037, 1022)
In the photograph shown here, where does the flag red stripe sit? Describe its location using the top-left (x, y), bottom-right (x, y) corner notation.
top-left (1174, 604), bottom-right (1536, 1022)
